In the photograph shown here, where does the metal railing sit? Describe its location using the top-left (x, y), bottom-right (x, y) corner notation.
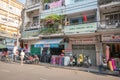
top-left (99, 0), bottom-right (120, 5)
top-left (25, 22), bottom-right (40, 30)
top-left (98, 20), bottom-right (120, 29)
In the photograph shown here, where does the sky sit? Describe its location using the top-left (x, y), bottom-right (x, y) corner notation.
top-left (18, 0), bottom-right (26, 4)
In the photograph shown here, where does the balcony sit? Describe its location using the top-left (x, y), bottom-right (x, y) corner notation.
top-left (99, 0), bottom-right (120, 5)
top-left (98, 20), bottom-right (120, 30)
top-left (39, 27), bottom-right (64, 36)
top-left (24, 22), bottom-right (40, 30)
top-left (41, 0), bottom-right (97, 18)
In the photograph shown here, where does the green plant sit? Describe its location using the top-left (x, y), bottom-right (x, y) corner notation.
top-left (44, 0), bottom-right (49, 3)
top-left (44, 14), bottom-right (64, 28)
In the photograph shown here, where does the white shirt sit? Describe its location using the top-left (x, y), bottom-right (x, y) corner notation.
top-left (20, 51), bottom-right (25, 56)
top-left (13, 46), bottom-right (18, 55)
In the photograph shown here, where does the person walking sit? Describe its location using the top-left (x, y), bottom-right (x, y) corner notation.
top-left (20, 50), bottom-right (25, 65)
top-left (13, 46), bottom-right (18, 62)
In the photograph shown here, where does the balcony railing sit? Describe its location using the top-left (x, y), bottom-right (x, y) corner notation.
top-left (98, 20), bottom-right (120, 29)
top-left (99, 0), bottom-right (120, 5)
top-left (64, 22), bottom-right (97, 35)
top-left (25, 22), bottom-right (40, 30)
top-left (21, 30), bottom-right (40, 38)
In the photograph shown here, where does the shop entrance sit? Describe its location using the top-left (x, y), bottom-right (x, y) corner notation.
top-left (103, 43), bottom-right (120, 58)
top-left (50, 45), bottom-right (64, 55)
top-left (72, 44), bottom-right (96, 66)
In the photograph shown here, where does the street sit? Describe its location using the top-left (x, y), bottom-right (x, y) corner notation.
top-left (0, 61), bottom-right (119, 80)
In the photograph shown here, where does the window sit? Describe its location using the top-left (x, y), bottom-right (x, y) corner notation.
top-left (33, 16), bottom-right (39, 26)
top-left (87, 15), bottom-right (96, 23)
top-left (105, 13), bottom-right (120, 25)
top-left (70, 17), bottom-right (83, 25)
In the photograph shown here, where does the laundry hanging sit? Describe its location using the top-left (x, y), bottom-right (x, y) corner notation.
top-left (83, 15), bottom-right (87, 22)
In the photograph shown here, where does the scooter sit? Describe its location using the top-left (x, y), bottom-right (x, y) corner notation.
top-left (83, 56), bottom-right (91, 68)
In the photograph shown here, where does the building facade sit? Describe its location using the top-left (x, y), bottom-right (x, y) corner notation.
top-left (21, 0), bottom-right (120, 66)
top-left (0, 0), bottom-right (24, 49)
top-left (21, 0), bottom-right (41, 55)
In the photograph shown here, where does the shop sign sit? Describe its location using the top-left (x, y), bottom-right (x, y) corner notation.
top-left (5, 38), bottom-right (15, 46)
top-left (22, 30), bottom-right (39, 38)
top-left (102, 34), bottom-right (120, 42)
top-left (70, 37), bottom-right (96, 44)
top-left (34, 44), bottom-right (59, 48)
top-left (64, 22), bottom-right (97, 34)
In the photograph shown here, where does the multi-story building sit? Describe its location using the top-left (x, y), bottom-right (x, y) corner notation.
top-left (21, 0), bottom-right (41, 55)
top-left (21, 0), bottom-right (120, 66)
top-left (0, 0), bottom-right (23, 49)
top-left (98, 0), bottom-right (120, 63)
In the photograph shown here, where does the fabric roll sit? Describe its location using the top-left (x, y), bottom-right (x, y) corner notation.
top-left (109, 61), bottom-right (114, 71)
top-left (111, 59), bottom-right (116, 70)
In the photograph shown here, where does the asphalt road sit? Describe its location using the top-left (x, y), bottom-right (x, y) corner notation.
top-left (0, 61), bottom-right (119, 80)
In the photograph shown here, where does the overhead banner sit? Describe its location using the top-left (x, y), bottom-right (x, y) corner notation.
top-left (64, 22), bottom-right (97, 34)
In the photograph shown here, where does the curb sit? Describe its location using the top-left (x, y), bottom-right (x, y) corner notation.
top-left (38, 63), bottom-right (119, 76)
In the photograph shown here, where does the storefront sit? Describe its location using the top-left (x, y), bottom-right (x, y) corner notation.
top-left (102, 34), bottom-right (120, 59)
top-left (69, 37), bottom-right (97, 66)
top-left (64, 22), bottom-right (98, 66)
top-left (34, 38), bottom-right (64, 55)
top-left (34, 38), bottom-right (64, 63)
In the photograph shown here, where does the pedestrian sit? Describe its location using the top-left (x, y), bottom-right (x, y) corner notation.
top-left (20, 50), bottom-right (25, 65)
top-left (13, 45), bottom-right (18, 62)
top-left (34, 55), bottom-right (39, 64)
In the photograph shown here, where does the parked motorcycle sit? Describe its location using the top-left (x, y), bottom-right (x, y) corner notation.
top-left (83, 56), bottom-right (92, 68)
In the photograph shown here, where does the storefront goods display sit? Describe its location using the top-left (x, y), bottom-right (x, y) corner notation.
top-left (111, 59), bottom-right (116, 70)
top-left (64, 56), bottom-right (70, 66)
top-left (109, 61), bottom-right (114, 71)
top-left (51, 56), bottom-right (56, 65)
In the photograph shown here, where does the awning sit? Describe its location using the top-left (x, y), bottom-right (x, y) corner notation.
top-left (34, 38), bottom-right (63, 48)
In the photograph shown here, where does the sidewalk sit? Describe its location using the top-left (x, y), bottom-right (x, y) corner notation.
top-left (38, 62), bottom-right (120, 76)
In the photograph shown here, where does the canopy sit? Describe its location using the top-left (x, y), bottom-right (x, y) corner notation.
top-left (34, 38), bottom-right (63, 48)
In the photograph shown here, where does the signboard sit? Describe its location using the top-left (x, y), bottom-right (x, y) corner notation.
top-left (102, 34), bottom-right (120, 42)
top-left (22, 30), bottom-right (39, 38)
top-left (70, 37), bottom-right (96, 44)
top-left (64, 22), bottom-right (97, 34)
top-left (34, 44), bottom-right (59, 48)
